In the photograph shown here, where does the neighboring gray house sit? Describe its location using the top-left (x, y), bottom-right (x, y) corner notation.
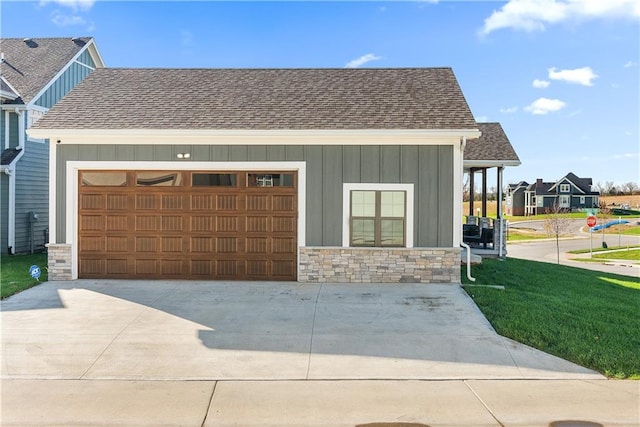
top-left (505, 181), bottom-right (528, 216)
top-left (30, 67), bottom-right (485, 283)
top-left (0, 37), bottom-right (104, 254)
top-left (507, 172), bottom-right (600, 216)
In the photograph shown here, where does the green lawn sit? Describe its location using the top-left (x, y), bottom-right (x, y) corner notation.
top-left (591, 249), bottom-right (640, 261)
top-left (1, 253), bottom-right (48, 299)
top-left (462, 258), bottom-right (640, 379)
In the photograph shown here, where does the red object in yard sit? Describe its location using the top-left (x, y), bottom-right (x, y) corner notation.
top-left (587, 215), bottom-right (597, 228)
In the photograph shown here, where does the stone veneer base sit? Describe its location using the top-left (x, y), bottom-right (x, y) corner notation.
top-left (299, 247), bottom-right (461, 283)
top-left (47, 244), bottom-right (73, 281)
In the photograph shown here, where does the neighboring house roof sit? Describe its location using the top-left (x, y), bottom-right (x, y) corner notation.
top-left (507, 181), bottom-right (528, 192)
top-left (548, 172), bottom-right (596, 194)
top-left (525, 172), bottom-right (599, 196)
top-left (464, 122), bottom-right (520, 167)
top-left (0, 148), bottom-right (22, 165)
top-left (32, 67), bottom-right (479, 130)
top-left (0, 37), bottom-right (95, 105)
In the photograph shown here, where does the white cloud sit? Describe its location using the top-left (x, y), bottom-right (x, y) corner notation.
top-left (524, 97), bottom-right (567, 115)
top-left (532, 79), bottom-right (550, 88)
top-left (500, 106), bottom-right (519, 113)
top-left (51, 10), bottom-right (86, 26)
top-left (548, 66), bottom-right (598, 86)
top-left (40, 0), bottom-right (95, 11)
top-left (480, 0), bottom-right (640, 35)
top-left (345, 53), bottom-right (382, 68)
top-left (624, 61), bottom-right (637, 68)
top-left (475, 115), bottom-right (489, 122)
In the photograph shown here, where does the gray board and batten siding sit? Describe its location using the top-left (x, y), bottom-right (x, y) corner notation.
top-left (34, 50), bottom-right (97, 109)
top-left (55, 144), bottom-right (454, 249)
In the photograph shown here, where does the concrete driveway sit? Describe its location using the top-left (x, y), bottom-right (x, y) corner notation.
top-left (1, 280), bottom-right (601, 381)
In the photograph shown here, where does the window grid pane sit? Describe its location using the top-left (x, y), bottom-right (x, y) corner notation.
top-left (349, 190), bottom-right (406, 247)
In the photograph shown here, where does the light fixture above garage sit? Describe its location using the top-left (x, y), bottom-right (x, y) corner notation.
top-left (176, 153), bottom-right (191, 159)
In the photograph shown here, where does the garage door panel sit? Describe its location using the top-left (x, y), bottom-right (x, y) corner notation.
top-left (80, 236), bottom-right (104, 252)
top-left (79, 170), bottom-right (297, 280)
top-left (191, 194), bottom-right (214, 210)
top-left (272, 216), bottom-right (295, 232)
top-left (161, 194), bottom-right (184, 210)
top-left (161, 216), bottom-right (183, 231)
top-left (161, 236), bottom-right (183, 252)
top-left (216, 216), bottom-right (239, 232)
top-left (190, 236), bottom-right (213, 253)
top-left (106, 194), bottom-right (128, 210)
top-left (216, 194), bottom-right (238, 210)
top-left (247, 216), bottom-right (269, 232)
top-left (136, 215), bottom-right (158, 231)
top-left (80, 215), bottom-right (104, 231)
top-left (106, 215), bottom-right (128, 231)
top-left (106, 258), bottom-right (128, 275)
top-left (136, 259), bottom-right (159, 275)
top-left (216, 237), bottom-right (238, 253)
top-left (136, 194), bottom-right (157, 210)
top-left (191, 216), bottom-right (214, 232)
top-left (80, 194), bottom-right (104, 210)
top-left (106, 236), bottom-right (128, 252)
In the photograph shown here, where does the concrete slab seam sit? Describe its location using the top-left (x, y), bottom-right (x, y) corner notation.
top-left (464, 380), bottom-right (506, 427)
top-left (306, 282), bottom-right (324, 380)
top-left (76, 287), bottom-right (173, 380)
top-left (199, 380), bottom-right (218, 427)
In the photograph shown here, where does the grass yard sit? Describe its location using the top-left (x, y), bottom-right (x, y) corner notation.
top-left (0, 253), bottom-right (48, 299)
top-left (462, 258), bottom-right (640, 379)
top-left (591, 249), bottom-right (640, 261)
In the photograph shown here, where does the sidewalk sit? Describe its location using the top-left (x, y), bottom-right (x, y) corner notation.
top-left (2, 378), bottom-right (638, 426)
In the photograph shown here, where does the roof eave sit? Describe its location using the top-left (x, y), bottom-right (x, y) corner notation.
top-left (29, 128), bottom-right (482, 145)
top-left (463, 159), bottom-right (521, 168)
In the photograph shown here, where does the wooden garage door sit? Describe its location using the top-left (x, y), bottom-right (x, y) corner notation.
top-left (78, 171), bottom-right (297, 280)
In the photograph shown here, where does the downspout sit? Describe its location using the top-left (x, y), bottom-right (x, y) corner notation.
top-left (459, 136), bottom-right (475, 282)
top-left (498, 165), bottom-right (504, 258)
top-left (6, 109), bottom-right (26, 254)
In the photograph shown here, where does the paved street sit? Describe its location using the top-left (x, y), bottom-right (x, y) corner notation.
top-left (508, 219), bottom-right (640, 277)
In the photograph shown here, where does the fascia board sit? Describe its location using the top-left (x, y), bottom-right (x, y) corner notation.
top-left (463, 159), bottom-right (521, 168)
top-left (28, 128), bottom-right (482, 145)
top-left (86, 40), bottom-right (105, 68)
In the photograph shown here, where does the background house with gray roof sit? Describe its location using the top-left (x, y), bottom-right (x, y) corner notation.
top-left (0, 37), bottom-right (104, 254)
top-left (30, 67), bottom-right (519, 283)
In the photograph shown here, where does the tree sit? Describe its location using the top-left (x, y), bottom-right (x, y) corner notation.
top-left (603, 181), bottom-right (617, 196)
top-left (543, 202), bottom-right (574, 264)
top-left (622, 181), bottom-right (639, 195)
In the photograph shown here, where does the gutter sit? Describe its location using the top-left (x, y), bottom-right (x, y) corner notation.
top-left (5, 109), bottom-right (26, 254)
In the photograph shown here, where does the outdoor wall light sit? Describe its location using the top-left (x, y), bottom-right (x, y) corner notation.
top-left (176, 153), bottom-right (191, 159)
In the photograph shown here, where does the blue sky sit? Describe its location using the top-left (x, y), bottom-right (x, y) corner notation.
top-left (2, 0), bottom-right (638, 188)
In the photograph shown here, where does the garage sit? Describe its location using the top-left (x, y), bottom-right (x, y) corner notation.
top-left (78, 170), bottom-right (298, 280)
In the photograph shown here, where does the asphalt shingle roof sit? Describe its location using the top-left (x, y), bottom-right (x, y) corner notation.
top-left (0, 37), bottom-right (93, 104)
top-left (33, 67), bottom-right (479, 130)
top-left (464, 122), bottom-right (520, 162)
top-left (0, 148), bottom-right (22, 165)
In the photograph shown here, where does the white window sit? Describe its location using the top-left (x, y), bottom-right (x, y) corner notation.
top-left (343, 183), bottom-right (414, 248)
top-left (559, 195), bottom-right (570, 207)
top-left (559, 183), bottom-right (570, 193)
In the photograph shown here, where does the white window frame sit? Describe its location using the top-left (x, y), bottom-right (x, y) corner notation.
top-left (559, 195), bottom-right (570, 207)
top-left (559, 183), bottom-right (570, 193)
top-left (342, 183), bottom-right (414, 248)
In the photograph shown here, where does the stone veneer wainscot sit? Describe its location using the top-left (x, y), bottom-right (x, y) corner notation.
top-left (299, 247), bottom-right (461, 283)
top-left (47, 244), bottom-right (73, 281)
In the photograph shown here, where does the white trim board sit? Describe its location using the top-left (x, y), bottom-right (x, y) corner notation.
top-left (64, 160), bottom-right (307, 280)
